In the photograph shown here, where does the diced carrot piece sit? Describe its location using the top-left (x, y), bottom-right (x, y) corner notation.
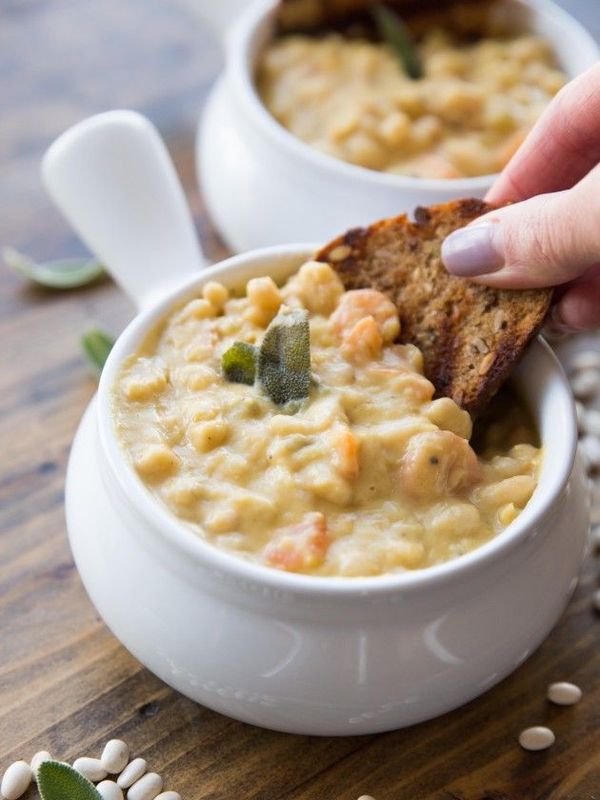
top-left (264, 512), bottom-right (330, 572)
top-left (332, 427), bottom-right (360, 481)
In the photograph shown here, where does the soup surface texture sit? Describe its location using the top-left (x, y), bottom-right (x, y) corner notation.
top-left (256, 30), bottom-right (565, 178)
top-left (114, 261), bottom-right (542, 577)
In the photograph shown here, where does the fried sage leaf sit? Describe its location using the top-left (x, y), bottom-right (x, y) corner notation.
top-left (3, 246), bottom-right (104, 289)
top-left (371, 4), bottom-right (422, 79)
top-left (37, 761), bottom-right (102, 800)
top-left (222, 341), bottom-right (258, 385)
top-left (258, 306), bottom-right (311, 405)
top-left (81, 327), bottom-right (115, 376)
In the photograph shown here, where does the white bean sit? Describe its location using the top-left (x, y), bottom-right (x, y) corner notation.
top-left (581, 436), bottom-right (600, 470)
top-left (593, 589), bottom-right (600, 612)
top-left (73, 757), bottom-right (108, 782)
top-left (580, 446), bottom-right (591, 472)
top-left (30, 751), bottom-right (52, 773)
top-left (97, 781), bottom-right (125, 800)
top-left (155, 793), bottom-right (181, 800)
top-left (357, 796), bottom-right (377, 800)
top-left (570, 350), bottom-right (600, 373)
top-left (547, 681), bottom-right (582, 706)
top-left (580, 409), bottom-right (600, 438)
top-left (518, 726), bottom-right (555, 751)
top-left (101, 740), bottom-right (130, 774)
top-left (118, 759), bottom-right (147, 789)
top-left (127, 772), bottom-right (163, 800)
top-left (571, 370), bottom-right (599, 400)
top-left (1, 761), bottom-right (33, 800)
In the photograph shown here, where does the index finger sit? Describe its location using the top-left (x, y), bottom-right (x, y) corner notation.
top-left (486, 62), bottom-right (600, 204)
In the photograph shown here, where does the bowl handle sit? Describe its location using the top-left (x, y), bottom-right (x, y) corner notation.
top-left (41, 110), bottom-right (205, 310)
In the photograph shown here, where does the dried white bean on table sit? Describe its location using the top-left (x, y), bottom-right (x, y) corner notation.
top-left (97, 780), bottom-right (125, 800)
top-left (30, 750), bottom-right (52, 772)
top-left (73, 757), bottom-right (108, 782)
top-left (127, 772), bottom-right (163, 800)
top-left (101, 740), bottom-right (130, 774)
top-left (519, 726), bottom-right (555, 751)
top-left (581, 436), bottom-right (600, 470)
top-left (118, 759), bottom-right (148, 789)
top-left (571, 370), bottom-right (600, 400)
top-left (580, 408), bottom-right (600, 437)
top-left (1, 761), bottom-right (33, 800)
top-left (547, 681), bottom-right (582, 705)
top-left (155, 793), bottom-right (181, 800)
top-left (570, 350), bottom-right (600, 372)
top-left (593, 589), bottom-right (600, 612)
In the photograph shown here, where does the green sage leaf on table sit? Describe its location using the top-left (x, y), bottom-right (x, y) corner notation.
top-left (371, 4), bottom-right (422, 79)
top-left (3, 246), bottom-right (104, 289)
top-left (81, 327), bottom-right (115, 376)
top-left (37, 761), bottom-right (102, 800)
top-left (258, 306), bottom-right (311, 406)
top-left (222, 341), bottom-right (258, 385)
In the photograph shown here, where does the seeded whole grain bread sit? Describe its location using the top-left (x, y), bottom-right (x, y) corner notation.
top-left (315, 199), bottom-right (553, 416)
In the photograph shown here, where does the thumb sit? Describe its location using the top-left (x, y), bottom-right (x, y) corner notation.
top-left (442, 166), bottom-right (600, 289)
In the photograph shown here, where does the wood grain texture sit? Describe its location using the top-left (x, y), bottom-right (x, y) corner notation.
top-left (1, 2), bottom-right (599, 799)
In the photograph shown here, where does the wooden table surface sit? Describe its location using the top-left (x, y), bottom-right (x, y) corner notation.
top-left (2, 3), bottom-right (599, 799)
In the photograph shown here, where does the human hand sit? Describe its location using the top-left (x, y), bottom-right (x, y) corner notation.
top-left (442, 63), bottom-right (600, 332)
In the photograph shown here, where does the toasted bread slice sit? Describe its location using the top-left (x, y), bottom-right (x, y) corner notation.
top-left (315, 199), bottom-right (552, 416)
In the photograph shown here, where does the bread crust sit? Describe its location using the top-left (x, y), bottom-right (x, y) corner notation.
top-left (315, 199), bottom-right (552, 415)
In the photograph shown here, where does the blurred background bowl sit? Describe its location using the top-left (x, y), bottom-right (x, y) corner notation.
top-left (192, 0), bottom-right (599, 251)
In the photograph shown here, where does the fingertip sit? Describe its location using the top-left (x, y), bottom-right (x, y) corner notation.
top-left (485, 165), bottom-right (532, 206)
top-left (553, 279), bottom-right (600, 332)
top-left (543, 304), bottom-right (575, 339)
top-left (484, 183), bottom-right (511, 206)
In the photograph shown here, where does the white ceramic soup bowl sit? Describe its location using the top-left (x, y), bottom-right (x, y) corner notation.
top-left (194, 0), bottom-right (599, 252)
top-left (45, 111), bottom-right (588, 737)
top-left (67, 245), bottom-right (589, 736)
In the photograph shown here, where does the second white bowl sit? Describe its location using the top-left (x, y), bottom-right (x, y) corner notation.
top-left (197, 0), bottom-right (599, 251)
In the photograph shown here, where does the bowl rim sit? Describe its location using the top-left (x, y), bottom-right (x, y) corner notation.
top-left (97, 244), bottom-right (578, 597)
top-left (225, 0), bottom-right (599, 191)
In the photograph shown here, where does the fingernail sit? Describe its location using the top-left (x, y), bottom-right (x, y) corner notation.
top-left (441, 223), bottom-right (504, 277)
